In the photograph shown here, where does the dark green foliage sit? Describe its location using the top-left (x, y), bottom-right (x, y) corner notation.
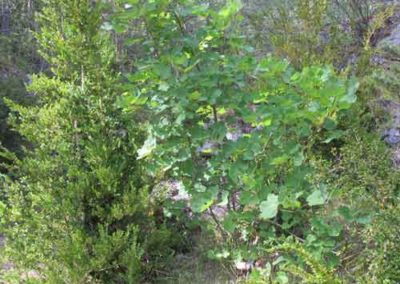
top-left (0, 0), bottom-right (41, 154)
top-left (0, 78), bottom-right (32, 152)
top-left (1, 0), bottom-right (399, 283)
top-left (0, 1), bottom-right (154, 283)
top-left (330, 131), bottom-right (400, 283)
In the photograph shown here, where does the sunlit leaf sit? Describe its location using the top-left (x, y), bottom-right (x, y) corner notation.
top-left (259, 194), bottom-right (279, 219)
top-left (306, 190), bottom-right (326, 206)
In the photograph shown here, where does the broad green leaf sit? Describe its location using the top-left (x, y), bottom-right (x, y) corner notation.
top-left (191, 197), bottom-right (214, 213)
top-left (323, 130), bottom-right (344, 143)
top-left (239, 191), bottom-right (259, 205)
top-left (270, 155), bottom-right (289, 165)
top-left (276, 271), bottom-right (289, 284)
top-left (188, 91), bottom-right (201, 101)
top-left (336, 206), bottom-right (353, 221)
top-left (306, 190), bottom-right (326, 206)
top-left (158, 81), bottom-right (170, 91)
top-left (154, 63), bottom-right (172, 80)
top-left (191, 186), bottom-right (218, 213)
top-left (222, 214), bottom-right (236, 233)
top-left (355, 215), bottom-right (372, 224)
top-left (327, 223), bottom-right (342, 237)
top-left (259, 194), bottom-right (279, 219)
top-left (218, 191), bottom-right (229, 206)
top-left (339, 77), bottom-right (358, 108)
top-left (137, 135), bottom-right (156, 159)
top-left (323, 118), bottom-right (337, 130)
top-left (100, 22), bottom-right (113, 31)
top-left (293, 151), bottom-right (304, 166)
top-left (0, 201), bottom-right (6, 216)
top-left (217, 0), bottom-right (242, 22)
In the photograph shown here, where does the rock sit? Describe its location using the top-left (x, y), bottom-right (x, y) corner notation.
top-left (391, 146), bottom-right (400, 167)
top-left (168, 181), bottom-right (190, 202)
top-left (226, 130), bottom-right (242, 141)
top-left (370, 54), bottom-right (387, 66)
top-left (209, 205), bottom-right (228, 219)
top-left (2, 262), bottom-right (13, 271)
top-left (196, 140), bottom-right (219, 155)
top-left (374, 8), bottom-right (400, 167)
top-left (378, 22), bottom-right (400, 48)
top-left (235, 260), bottom-right (253, 273)
top-left (383, 128), bottom-right (400, 145)
top-left (20, 270), bottom-right (41, 281)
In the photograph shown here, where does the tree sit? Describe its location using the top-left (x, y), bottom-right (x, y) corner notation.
top-left (114, 0), bottom-right (357, 281)
top-left (1, 1), bottom-right (148, 282)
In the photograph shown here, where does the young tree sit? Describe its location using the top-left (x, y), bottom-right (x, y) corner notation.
top-left (115, 1), bottom-right (357, 281)
top-left (2, 1), bottom-right (148, 282)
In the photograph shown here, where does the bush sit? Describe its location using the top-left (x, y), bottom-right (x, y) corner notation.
top-left (245, 0), bottom-right (391, 70)
top-left (112, 1), bottom-right (358, 281)
top-left (0, 1), bottom-right (153, 283)
top-left (329, 130), bottom-right (400, 283)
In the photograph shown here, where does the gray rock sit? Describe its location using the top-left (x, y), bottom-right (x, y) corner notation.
top-left (383, 128), bottom-right (400, 145)
top-left (226, 130), bottom-right (242, 141)
top-left (196, 140), bottom-right (218, 154)
top-left (379, 23), bottom-right (400, 48)
top-left (391, 146), bottom-right (400, 168)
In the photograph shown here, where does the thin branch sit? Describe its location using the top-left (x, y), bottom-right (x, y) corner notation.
top-left (208, 206), bottom-right (228, 240)
top-left (266, 219), bottom-right (305, 243)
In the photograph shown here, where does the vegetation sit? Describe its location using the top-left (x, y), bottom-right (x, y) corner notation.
top-left (0, 0), bottom-right (41, 154)
top-left (0, 0), bottom-right (399, 283)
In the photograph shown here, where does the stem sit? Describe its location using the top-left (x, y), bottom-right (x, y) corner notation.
top-left (212, 105), bottom-right (218, 123)
top-left (208, 207), bottom-right (228, 240)
top-left (266, 219), bottom-right (305, 243)
top-left (187, 135), bottom-right (197, 185)
top-left (231, 191), bottom-right (237, 211)
top-left (173, 10), bottom-right (186, 36)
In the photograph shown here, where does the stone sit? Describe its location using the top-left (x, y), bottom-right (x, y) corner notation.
top-left (383, 128), bottom-right (400, 145)
top-left (379, 22), bottom-right (400, 48)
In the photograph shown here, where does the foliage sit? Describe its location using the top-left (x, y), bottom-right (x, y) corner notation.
top-left (0, 1), bottom-right (156, 283)
top-left (1, 0), bottom-right (399, 283)
top-left (324, 7), bottom-right (400, 279)
top-left (245, 0), bottom-right (393, 70)
top-left (328, 130), bottom-right (400, 283)
top-left (265, 242), bottom-right (341, 284)
top-left (0, 0), bottom-right (41, 154)
top-left (112, 0), bottom-right (358, 281)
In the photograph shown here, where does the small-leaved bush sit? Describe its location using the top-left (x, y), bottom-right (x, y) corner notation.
top-left (330, 130), bottom-right (400, 283)
top-left (0, 1), bottom-right (158, 283)
top-left (245, 0), bottom-right (392, 70)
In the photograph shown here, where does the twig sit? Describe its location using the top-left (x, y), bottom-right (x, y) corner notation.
top-left (266, 219), bottom-right (305, 243)
top-left (208, 207), bottom-right (228, 240)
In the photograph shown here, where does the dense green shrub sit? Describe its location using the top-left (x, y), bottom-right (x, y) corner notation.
top-left (330, 131), bottom-right (400, 283)
top-left (0, 1), bottom-right (154, 283)
top-left (245, 0), bottom-right (391, 70)
top-left (1, 0), bottom-right (399, 283)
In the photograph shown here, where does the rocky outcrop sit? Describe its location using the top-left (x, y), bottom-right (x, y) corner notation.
top-left (375, 8), bottom-right (400, 167)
